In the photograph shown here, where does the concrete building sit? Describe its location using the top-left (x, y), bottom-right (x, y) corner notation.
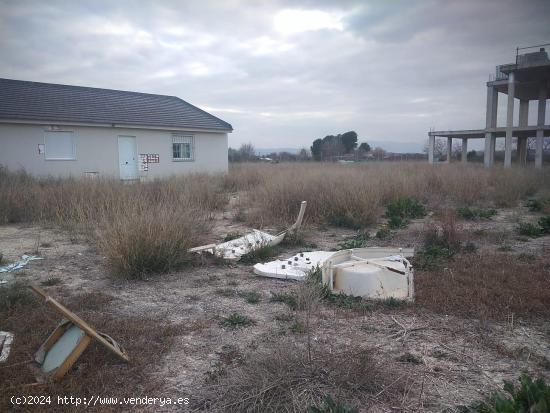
top-left (0, 78), bottom-right (232, 179)
top-left (428, 44), bottom-right (550, 168)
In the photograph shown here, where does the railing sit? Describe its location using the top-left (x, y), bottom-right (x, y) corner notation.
top-left (488, 65), bottom-right (508, 82)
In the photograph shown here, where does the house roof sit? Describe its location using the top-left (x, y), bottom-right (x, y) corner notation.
top-left (0, 78), bottom-right (232, 132)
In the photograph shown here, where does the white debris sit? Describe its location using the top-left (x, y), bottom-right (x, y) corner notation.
top-left (0, 254), bottom-right (43, 273)
top-left (255, 247), bottom-right (415, 301)
top-left (0, 331), bottom-right (14, 363)
top-left (253, 251), bottom-right (335, 280)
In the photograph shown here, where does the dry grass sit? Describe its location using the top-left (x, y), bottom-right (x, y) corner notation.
top-left (0, 288), bottom-right (184, 412)
top-left (195, 340), bottom-right (398, 412)
top-left (231, 162), bottom-right (547, 227)
top-left (415, 252), bottom-right (550, 321)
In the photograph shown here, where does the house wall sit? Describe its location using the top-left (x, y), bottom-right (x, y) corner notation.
top-left (0, 123), bottom-right (228, 178)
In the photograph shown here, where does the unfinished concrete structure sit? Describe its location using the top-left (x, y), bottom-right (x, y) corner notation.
top-left (428, 44), bottom-right (550, 168)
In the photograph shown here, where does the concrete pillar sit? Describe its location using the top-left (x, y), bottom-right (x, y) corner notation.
top-left (461, 138), bottom-right (468, 163)
top-left (446, 137), bottom-right (452, 163)
top-left (536, 86), bottom-right (547, 169)
top-left (484, 85), bottom-right (498, 168)
top-left (428, 134), bottom-right (435, 164)
top-left (518, 99), bottom-right (529, 166)
top-left (504, 72), bottom-right (515, 168)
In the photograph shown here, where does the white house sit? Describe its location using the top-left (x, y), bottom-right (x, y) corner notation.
top-left (0, 78), bottom-right (232, 179)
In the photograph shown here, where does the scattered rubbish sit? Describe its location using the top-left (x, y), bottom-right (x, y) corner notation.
top-left (322, 248), bottom-right (414, 300)
top-left (254, 251), bottom-right (334, 280)
top-left (255, 247), bottom-right (414, 300)
top-left (0, 331), bottom-right (14, 363)
top-left (0, 255), bottom-right (43, 273)
top-left (190, 201), bottom-right (307, 261)
top-left (30, 285), bottom-right (129, 381)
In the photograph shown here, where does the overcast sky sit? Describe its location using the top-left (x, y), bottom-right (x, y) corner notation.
top-left (1, 0), bottom-right (549, 151)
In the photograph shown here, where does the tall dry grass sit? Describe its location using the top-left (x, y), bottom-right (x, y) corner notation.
top-left (231, 162), bottom-right (548, 227)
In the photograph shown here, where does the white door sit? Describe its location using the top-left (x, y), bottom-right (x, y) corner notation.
top-left (118, 136), bottom-right (138, 180)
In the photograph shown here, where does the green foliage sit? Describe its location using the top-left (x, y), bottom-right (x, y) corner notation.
top-left (385, 198), bottom-right (426, 229)
top-left (463, 242), bottom-right (478, 253)
top-left (310, 131), bottom-right (359, 161)
top-left (375, 227), bottom-right (391, 239)
top-left (41, 277), bottom-right (62, 286)
top-left (526, 199), bottom-right (544, 212)
top-left (415, 245), bottom-right (454, 270)
top-left (290, 321), bottom-right (306, 334)
top-left (327, 213), bottom-right (363, 230)
top-left (358, 142), bottom-right (371, 152)
top-left (538, 216), bottom-right (550, 234)
top-left (308, 395), bottom-right (358, 413)
top-left (338, 232), bottom-right (370, 249)
top-left (463, 375), bottom-right (550, 413)
top-left (239, 244), bottom-right (280, 264)
top-left (242, 291), bottom-right (261, 304)
top-left (270, 292), bottom-right (298, 310)
top-left (518, 222), bottom-right (543, 237)
top-left (219, 313), bottom-right (255, 329)
top-left (457, 207), bottom-right (497, 220)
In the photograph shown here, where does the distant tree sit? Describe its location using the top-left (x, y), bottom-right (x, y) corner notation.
top-left (311, 138), bottom-right (324, 161)
top-left (228, 147), bottom-right (240, 162)
top-left (358, 142), bottom-right (371, 152)
top-left (322, 138), bottom-right (345, 159)
top-left (340, 131), bottom-right (358, 153)
top-left (423, 138), bottom-right (447, 160)
top-left (238, 143), bottom-right (256, 161)
top-left (467, 150), bottom-right (478, 161)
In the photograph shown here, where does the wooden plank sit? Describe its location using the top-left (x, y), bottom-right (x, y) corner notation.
top-left (52, 335), bottom-right (91, 380)
top-left (30, 286), bottom-right (129, 362)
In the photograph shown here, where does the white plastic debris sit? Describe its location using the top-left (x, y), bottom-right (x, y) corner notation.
top-left (255, 247), bottom-right (415, 300)
top-left (0, 254), bottom-right (43, 273)
top-left (0, 331), bottom-right (14, 363)
top-left (190, 201), bottom-right (307, 261)
top-left (253, 251), bottom-right (335, 280)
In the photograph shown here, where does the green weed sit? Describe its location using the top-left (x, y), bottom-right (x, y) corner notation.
top-left (385, 198), bottom-right (426, 229)
top-left (219, 313), bottom-right (255, 329)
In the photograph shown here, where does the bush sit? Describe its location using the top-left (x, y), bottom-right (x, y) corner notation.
top-left (338, 232), bottom-right (370, 249)
top-left (456, 207), bottom-right (497, 220)
top-left (239, 244), bottom-right (280, 264)
top-left (219, 313), bottom-right (255, 329)
top-left (98, 207), bottom-right (208, 279)
top-left (464, 375), bottom-right (550, 412)
top-left (518, 222), bottom-right (543, 237)
top-left (0, 282), bottom-right (38, 312)
top-left (385, 198), bottom-right (426, 229)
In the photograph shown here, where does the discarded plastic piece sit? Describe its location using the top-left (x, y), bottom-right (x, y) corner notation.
top-left (0, 331), bottom-right (14, 363)
top-left (322, 249), bottom-right (414, 300)
top-left (253, 251), bottom-right (334, 280)
top-left (30, 285), bottom-right (129, 381)
top-left (0, 255), bottom-right (43, 273)
top-left (190, 201), bottom-right (307, 261)
top-left (255, 247), bottom-right (414, 300)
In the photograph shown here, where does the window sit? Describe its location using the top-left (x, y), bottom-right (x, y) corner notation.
top-left (172, 135), bottom-right (194, 161)
top-left (44, 131), bottom-right (75, 160)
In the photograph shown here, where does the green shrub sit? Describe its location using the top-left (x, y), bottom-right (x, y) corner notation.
top-left (457, 207), bottom-right (497, 220)
top-left (462, 375), bottom-right (550, 412)
top-left (526, 199), bottom-right (544, 212)
top-left (219, 313), bottom-right (255, 329)
top-left (0, 282), bottom-right (38, 312)
top-left (517, 222), bottom-right (543, 237)
top-left (375, 227), bottom-right (391, 239)
top-left (415, 245), bottom-right (454, 270)
top-left (239, 244), bottom-right (280, 264)
top-left (223, 231), bottom-right (242, 242)
top-left (338, 232), bottom-right (370, 249)
top-left (242, 291), bottom-right (261, 304)
top-left (308, 395), bottom-right (358, 413)
top-left (41, 277), bottom-right (62, 286)
top-left (270, 292), bottom-right (298, 310)
top-left (538, 216), bottom-right (550, 234)
top-left (385, 198), bottom-right (426, 229)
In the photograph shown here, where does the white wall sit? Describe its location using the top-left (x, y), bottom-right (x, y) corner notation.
top-left (0, 123), bottom-right (228, 178)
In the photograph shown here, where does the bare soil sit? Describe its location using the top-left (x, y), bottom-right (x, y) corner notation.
top-left (1, 204), bottom-right (549, 412)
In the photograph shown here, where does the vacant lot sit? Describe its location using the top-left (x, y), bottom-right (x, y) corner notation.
top-left (1, 162), bottom-right (549, 412)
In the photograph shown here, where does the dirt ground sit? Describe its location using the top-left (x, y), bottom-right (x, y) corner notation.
top-left (1, 204), bottom-right (549, 412)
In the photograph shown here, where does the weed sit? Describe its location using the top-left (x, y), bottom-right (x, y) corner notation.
top-left (456, 207), bottom-right (497, 220)
top-left (290, 321), bottom-right (306, 334)
top-left (241, 290), bottom-right (261, 304)
top-left (219, 313), bottom-right (255, 329)
top-left (380, 297), bottom-right (408, 308)
top-left (526, 199), bottom-right (550, 213)
top-left (40, 242), bottom-right (53, 248)
top-left (223, 231), bottom-right (242, 242)
top-left (270, 292), bottom-right (298, 310)
top-left (397, 352), bottom-right (423, 364)
top-left (327, 213), bottom-right (363, 230)
top-left (338, 232), bottom-right (370, 249)
top-left (497, 244), bottom-right (513, 252)
top-left (415, 245), bottom-right (454, 270)
top-left (463, 242), bottom-right (478, 253)
top-left (385, 198), bottom-right (426, 229)
top-left (309, 395), bottom-right (359, 413)
top-left (517, 222), bottom-right (543, 237)
top-left (462, 375), bottom-right (550, 413)
top-left (239, 244), bottom-right (280, 264)
top-left (538, 215), bottom-right (550, 233)
top-left (375, 226), bottom-right (391, 239)
top-left (0, 282), bottom-right (38, 312)
top-left (215, 288), bottom-right (237, 297)
top-left (40, 277), bottom-right (62, 286)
